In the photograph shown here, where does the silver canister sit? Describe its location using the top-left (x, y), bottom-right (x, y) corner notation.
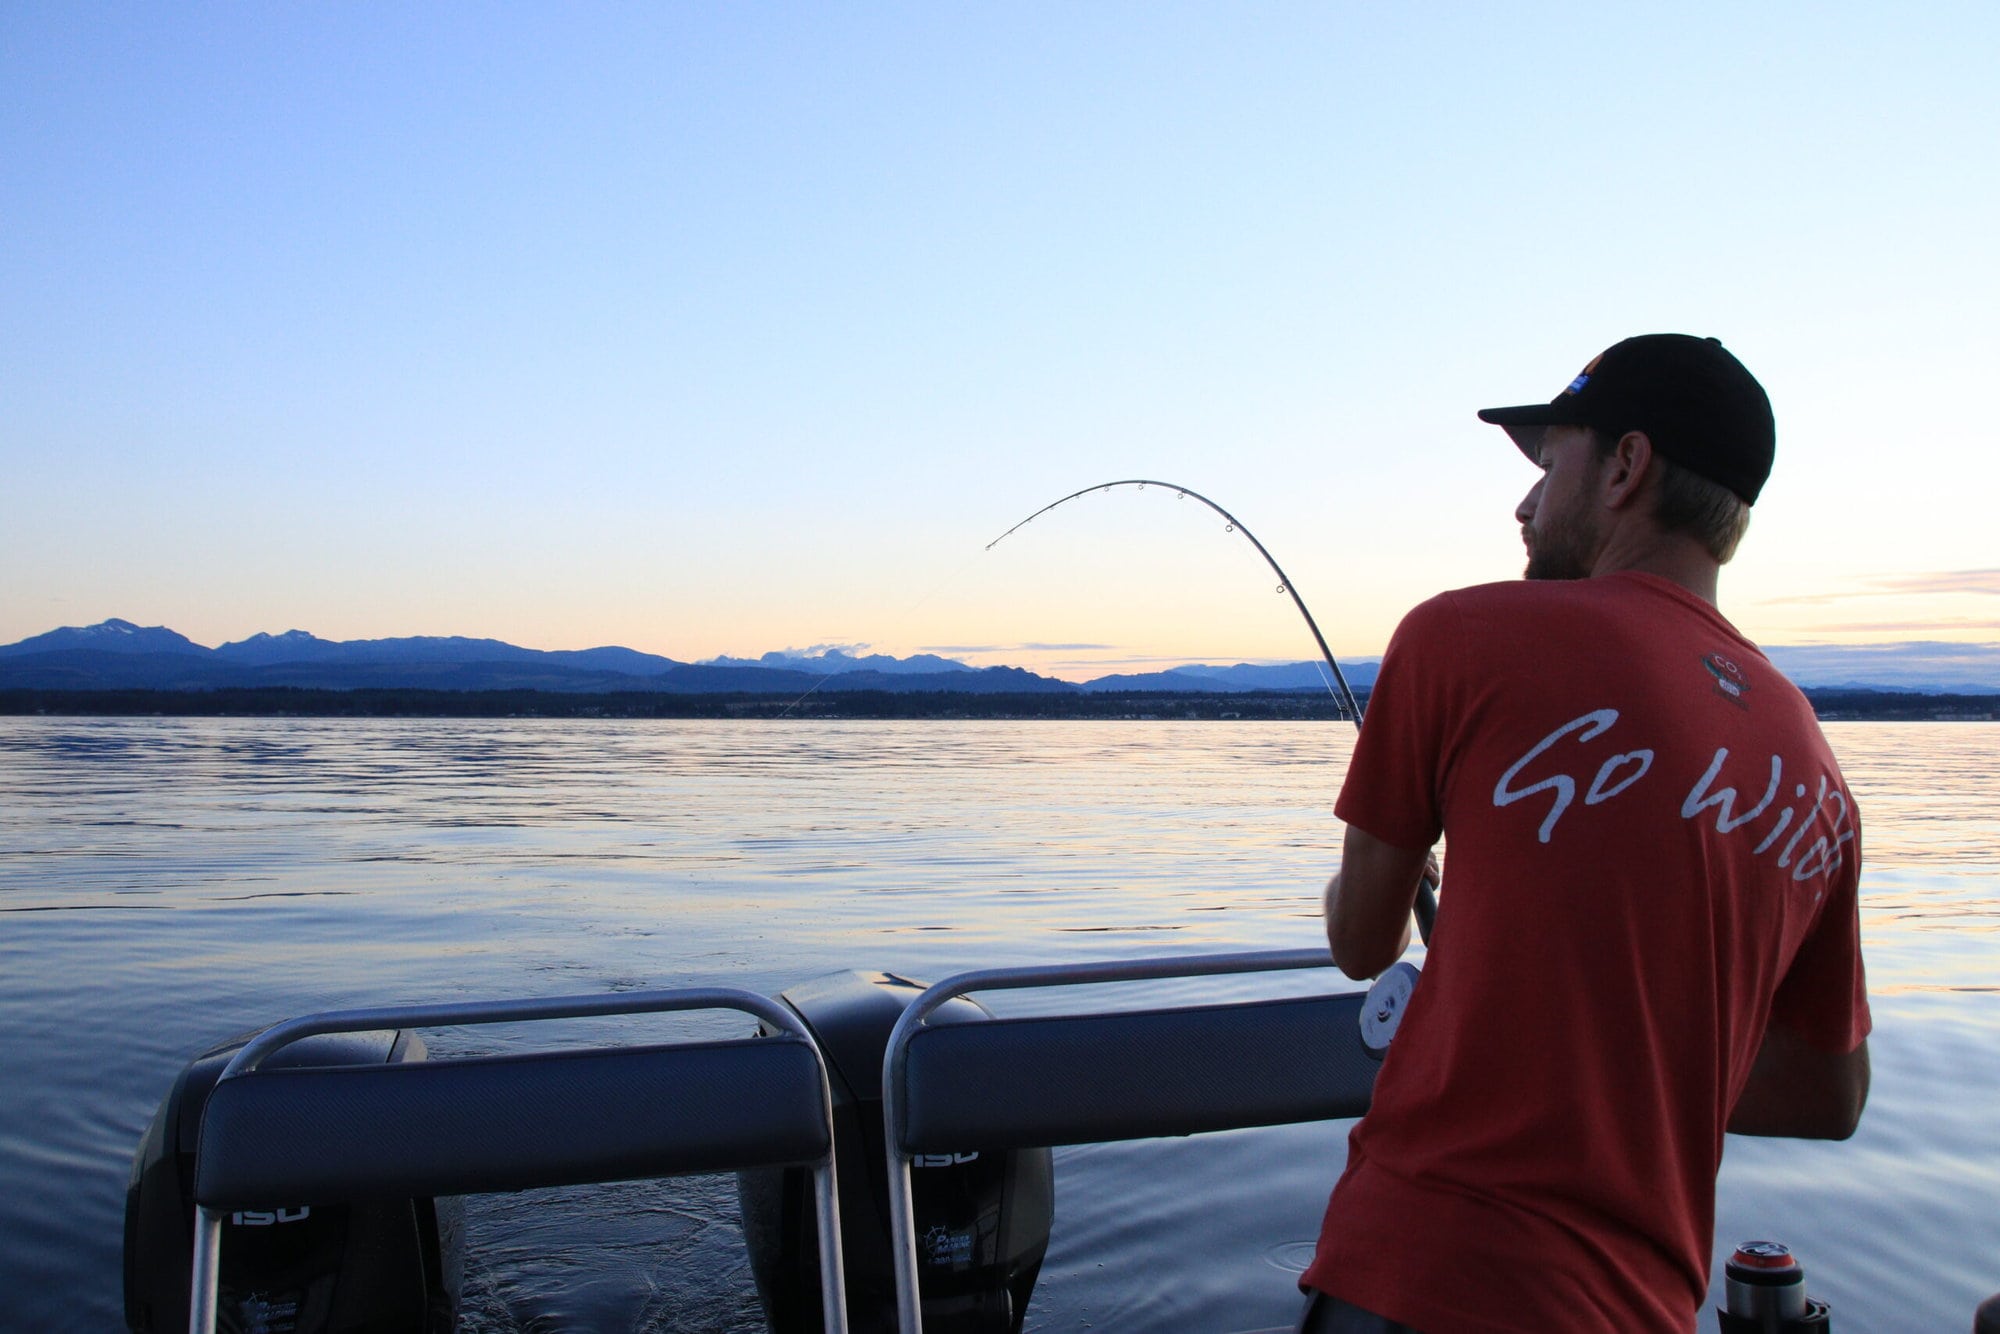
top-left (1724, 1240), bottom-right (1810, 1327)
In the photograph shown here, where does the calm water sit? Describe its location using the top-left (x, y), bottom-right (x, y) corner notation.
top-left (1, 718), bottom-right (1995, 1332)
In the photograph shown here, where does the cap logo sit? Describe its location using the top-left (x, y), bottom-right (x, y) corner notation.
top-left (1562, 352), bottom-right (1604, 397)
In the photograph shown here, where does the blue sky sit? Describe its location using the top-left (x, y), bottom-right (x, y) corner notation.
top-left (4, 3), bottom-right (1996, 678)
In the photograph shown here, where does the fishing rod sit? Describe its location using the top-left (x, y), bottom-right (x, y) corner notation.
top-left (989, 479), bottom-right (1362, 721)
top-left (988, 478), bottom-right (1438, 943)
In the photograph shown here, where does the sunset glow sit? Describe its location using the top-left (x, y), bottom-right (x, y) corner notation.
top-left (5, 6), bottom-right (1995, 679)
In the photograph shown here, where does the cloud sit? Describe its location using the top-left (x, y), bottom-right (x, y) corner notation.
top-left (1764, 568), bottom-right (2000, 605)
top-left (1768, 638), bottom-right (2000, 654)
top-left (918, 642), bottom-right (1119, 654)
top-left (1761, 640), bottom-right (2000, 691)
top-left (787, 642), bottom-right (871, 656)
top-left (1882, 570), bottom-right (2000, 595)
top-left (1798, 620), bottom-right (2000, 635)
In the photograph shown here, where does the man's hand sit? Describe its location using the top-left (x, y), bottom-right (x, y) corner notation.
top-left (1324, 823), bottom-right (1433, 980)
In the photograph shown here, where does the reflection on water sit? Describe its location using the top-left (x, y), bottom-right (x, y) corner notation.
top-left (0, 718), bottom-right (1995, 1330)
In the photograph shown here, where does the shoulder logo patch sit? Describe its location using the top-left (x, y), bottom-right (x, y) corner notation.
top-left (1701, 651), bottom-right (1752, 709)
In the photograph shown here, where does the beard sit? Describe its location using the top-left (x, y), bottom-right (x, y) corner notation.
top-left (1523, 505), bottom-right (1601, 581)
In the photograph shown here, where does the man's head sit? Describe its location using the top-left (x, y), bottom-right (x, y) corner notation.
top-left (1513, 426), bottom-right (1606, 581)
top-left (1482, 335), bottom-right (1772, 578)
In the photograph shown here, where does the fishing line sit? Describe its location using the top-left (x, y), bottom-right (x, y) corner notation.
top-left (899, 544), bottom-right (991, 623)
top-left (775, 665), bottom-right (843, 720)
top-left (989, 477), bottom-right (1438, 943)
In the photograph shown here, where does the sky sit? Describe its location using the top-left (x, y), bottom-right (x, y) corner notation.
top-left (4, 3), bottom-right (1996, 680)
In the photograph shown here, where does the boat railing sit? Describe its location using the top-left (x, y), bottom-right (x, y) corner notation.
top-left (880, 947), bottom-right (1379, 1334)
top-left (185, 987), bottom-right (849, 1334)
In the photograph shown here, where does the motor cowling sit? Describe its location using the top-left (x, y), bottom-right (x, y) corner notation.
top-left (740, 971), bottom-right (1054, 1333)
top-left (123, 1028), bottom-right (462, 1333)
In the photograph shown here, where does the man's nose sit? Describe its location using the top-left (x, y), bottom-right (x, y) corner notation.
top-left (1515, 479), bottom-right (1542, 525)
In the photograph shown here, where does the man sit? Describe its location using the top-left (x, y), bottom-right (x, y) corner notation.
top-left (1297, 335), bottom-right (1872, 1333)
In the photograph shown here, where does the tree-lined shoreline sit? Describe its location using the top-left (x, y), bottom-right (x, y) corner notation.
top-left (2, 687), bottom-right (1992, 722)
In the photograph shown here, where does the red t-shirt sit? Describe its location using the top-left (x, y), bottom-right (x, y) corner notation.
top-left (1302, 572), bottom-right (1871, 1333)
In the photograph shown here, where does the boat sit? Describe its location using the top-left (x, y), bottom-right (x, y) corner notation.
top-left (123, 947), bottom-right (1373, 1333)
top-left (123, 948), bottom-right (1997, 1334)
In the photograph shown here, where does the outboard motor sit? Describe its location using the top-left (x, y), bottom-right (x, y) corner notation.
top-left (740, 971), bottom-right (1054, 1333)
top-left (123, 1028), bottom-right (462, 1333)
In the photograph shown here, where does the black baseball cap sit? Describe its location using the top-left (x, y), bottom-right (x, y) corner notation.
top-left (1477, 334), bottom-right (1775, 504)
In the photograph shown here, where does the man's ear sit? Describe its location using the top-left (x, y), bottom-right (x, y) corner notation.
top-left (1599, 430), bottom-right (1656, 511)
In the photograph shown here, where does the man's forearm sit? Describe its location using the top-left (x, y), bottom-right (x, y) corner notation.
top-left (1728, 1024), bottom-right (1870, 1140)
top-left (1324, 826), bottom-right (1426, 980)
top-left (1322, 870), bottom-right (1412, 979)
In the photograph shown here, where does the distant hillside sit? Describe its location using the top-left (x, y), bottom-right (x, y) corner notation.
top-left (209, 628), bottom-right (682, 676)
top-left (0, 621), bottom-right (1076, 695)
top-left (1762, 642), bottom-right (2000, 694)
top-left (0, 649), bottom-right (675, 694)
top-left (700, 648), bottom-right (974, 676)
top-left (1080, 661), bottom-right (1380, 693)
top-left (0, 618), bottom-right (207, 658)
top-left (4, 619), bottom-right (1998, 696)
top-left (5, 685), bottom-right (1993, 722)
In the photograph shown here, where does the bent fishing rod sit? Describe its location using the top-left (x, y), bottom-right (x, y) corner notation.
top-left (990, 480), bottom-right (1363, 720)
top-left (989, 478), bottom-right (1438, 943)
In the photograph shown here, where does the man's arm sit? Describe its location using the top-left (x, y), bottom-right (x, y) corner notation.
top-left (1324, 822), bottom-right (1429, 980)
top-left (1727, 1021), bottom-right (1870, 1140)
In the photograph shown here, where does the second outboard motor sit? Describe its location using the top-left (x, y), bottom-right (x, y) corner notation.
top-left (123, 1028), bottom-right (462, 1333)
top-left (741, 971), bottom-right (1054, 1333)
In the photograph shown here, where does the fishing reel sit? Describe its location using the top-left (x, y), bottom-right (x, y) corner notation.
top-left (1354, 868), bottom-right (1438, 1060)
top-left (1358, 961), bottom-right (1420, 1060)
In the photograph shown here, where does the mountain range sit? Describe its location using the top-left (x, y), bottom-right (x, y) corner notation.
top-left (0, 621), bottom-right (1076, 695)
top-left (2, 619), bottom-right (1997, 695)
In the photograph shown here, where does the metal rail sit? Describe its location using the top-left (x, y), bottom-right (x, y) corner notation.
top-left (880, 948), bottom-right (1365, 1334)
top-left (189, 987), bottom-right (848, 1334)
